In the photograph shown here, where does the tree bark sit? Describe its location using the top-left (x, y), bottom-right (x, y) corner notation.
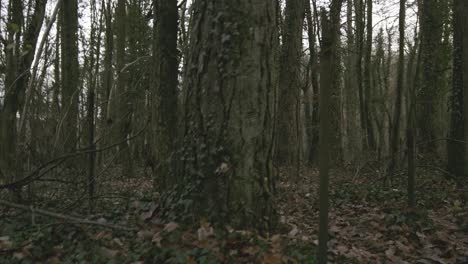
top-left (60, 0), bottom-right (79, 153)
top-left (418, 0), bottom-right (444, 156)
top-left (276, 0), bottom-right (304, 168)
top-left (114, 0), bottom-right (132, 176)
top-left (1, 0), bottom-right (46, 186)
top-left (344, 0), bottom-right (362, 164)
top-left (364, 0), bottom-right (375, 150)
top-left (154, 0), bottom-right (179, 188)
top-left (180, 0), bottom-right (278, 230)
top-left (305, 0), bottom-right (320, 165)
top-left (448, 0), bottom-right (468, 177)
top-left (389, 0), bottom-right (406, 176)
top-left (318, 1), bottom-right (342, 262)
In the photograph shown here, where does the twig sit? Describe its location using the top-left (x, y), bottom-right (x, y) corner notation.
top-left (0, 199), bottom-right (136, 231)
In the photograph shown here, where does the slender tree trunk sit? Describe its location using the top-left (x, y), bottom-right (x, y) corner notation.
top-left (389, 0), bottom-right (406, 176)
top-left (180, 0), bottom-right (278, 231)
top-left (329, 1), bottom-right (342, 163)
top-left (60, 0), bottom-right (79, 154)
top-left (407, 128), bottom-right (415, 206)
top-left (344, 0), bottom-right (362, 164)
top-left (318, 0), bottom-right (342, 261)
top-left (87, 0), bottom-right (103, 212)
top-left (305, 0), bottom-right (320, 165)
top-left (364, 0), bottom-right (375, 150)
top-left (115, 0), bottom-right (132, 176)
top-left (355, 0), bottom-right (366, 148)
top-left (100, 0), bottom-right (113, 164)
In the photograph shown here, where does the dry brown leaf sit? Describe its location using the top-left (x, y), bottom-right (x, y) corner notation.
top-left (45, 256), bottom-right (62, 264)
top-left (164, 222), bottom-right (179, 232)
top-left (385, 246), bottom-right (396, 258)
top-left (262, 253), bottom-right (282, 264)
top-left (187, 256), bottom-right (197, 264)
top-left (99, 247), bottom-right (119, 259)
top-left (137, 230), bottom-right (154, 240)
top-left (288, 225), bottom-right (299, 237)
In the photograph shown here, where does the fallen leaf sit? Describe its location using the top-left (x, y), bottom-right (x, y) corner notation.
top-left (288, 225), bottom-right (299, 237)
top-left (262, 253), bottom-right (282, 264)
top-left (164, 222), bottom-right (179, 232)
top-left (137, 230), bottom-right (154, 240)
top-left (99, 247), bottom-right (119, 259)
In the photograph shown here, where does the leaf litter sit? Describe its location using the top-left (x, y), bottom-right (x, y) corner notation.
top-left (0, 166), bottom-right (466, 263)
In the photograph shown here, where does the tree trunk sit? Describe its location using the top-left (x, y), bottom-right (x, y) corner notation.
top-left (305, 0), bottom-right (320, 165)
top-left (114, 0), bottom-right (132, 176)
top-left (318, 0), bottom-right (342, 262)
top-left (364, 0), bottom-right (375, 150)
top-left (418, 0), bottom-right (444, 156)
top-left (1, 0), bottom-right (46, 187)
top-left (448, 0), bottom-right (468, 177)
top-left (389, 0), bottom-right (406, 176)
top-left (60, 0), bottom-right (79, 153)
top-left (179, 0), bottom-right (278, 230)
top-left (276, 0), bottom-right (304, 168)
top-left (100, 0), bottom-right (113, 164)
top-left (154, 0), bottom-right (179, 188)
top-left (344, 0), bottom-right (362, 164)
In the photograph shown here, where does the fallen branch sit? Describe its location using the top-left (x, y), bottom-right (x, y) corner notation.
top-left (0, 199), bottom-right (137, 232)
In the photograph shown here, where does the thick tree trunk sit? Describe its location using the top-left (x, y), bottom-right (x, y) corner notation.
top-left (0, 0), bottom-right (23, 186)
top-left (1, 0), bottom-right (46, 186)
top-left (448, 0), bottom-right (468, 177)
top-left (276, 0), bottom-right (304, 168)
top-left (180, 0), bottom-right (278, 230)
top-left (418, 0), bottom-right (444, 156)
top-left (154, 0), bottom-right (179, 188)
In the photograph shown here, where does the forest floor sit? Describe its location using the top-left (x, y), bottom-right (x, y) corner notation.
top-left (0, 164), bottom-right (467, 263)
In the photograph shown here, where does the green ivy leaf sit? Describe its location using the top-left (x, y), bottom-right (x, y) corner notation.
top-left (8, 23), bottom-right (20, 33)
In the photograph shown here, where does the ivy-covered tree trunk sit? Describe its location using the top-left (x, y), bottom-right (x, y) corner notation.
top-left (180, 0), bottom-right (278, 230)
top-left (448, 0), bottom-right (468, 177)
top-left (60, 0), bottom-right (79, 153)
top-left (418, 0), bottom-right (445, 156)
top-left (154, 0), bottom-right (179, 188)
top-left (0, 0), bottom-right (23, 186)
top-left (276, 0), bottom-right (304, 168)
top-left (1, 0), bottom-right (46, 186)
